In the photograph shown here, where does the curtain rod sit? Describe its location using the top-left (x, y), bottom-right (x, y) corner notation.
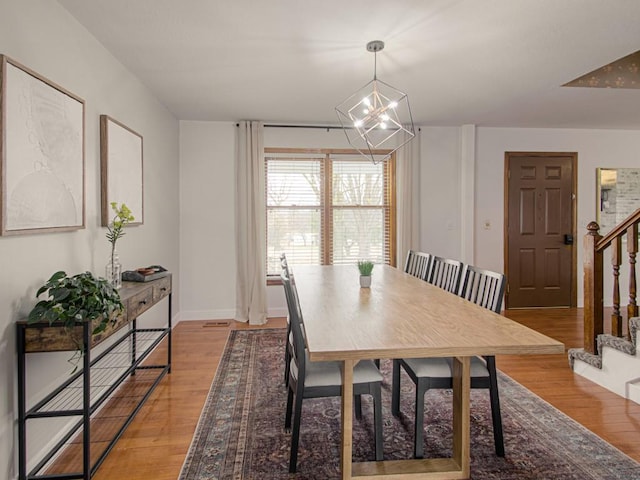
top-left (235, 123), bottom-right (420, 132)
top-left (266, 124), bottom-right (345, 130)
top-left (235, 123), bottom-right (342, 130)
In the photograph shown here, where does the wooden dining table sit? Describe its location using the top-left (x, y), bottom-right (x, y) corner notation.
top-left (293, 264), bottom-right (565, 480)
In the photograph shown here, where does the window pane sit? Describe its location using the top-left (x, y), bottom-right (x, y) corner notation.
top-left (332, 208), bottom-right (385, 264)
top-left (266, 157), bottom-right (323, 274)
top-left (266, 208), bottom-right (322, 273)
top-left (333, 159), bottom-right (383, 206)
top-left (265, 150), bottom-right (395, 273)
top-left (266, 158), bottom-right (322, 207)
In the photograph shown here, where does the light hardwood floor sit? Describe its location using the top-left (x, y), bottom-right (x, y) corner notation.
top-left (87, 309), bottom-right (640, 479)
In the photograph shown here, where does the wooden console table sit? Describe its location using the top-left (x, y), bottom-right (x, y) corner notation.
top-left (16, 275), bottom-right (172, 480)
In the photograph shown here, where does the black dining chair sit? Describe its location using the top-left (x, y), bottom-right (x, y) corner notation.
top-left (281, 253), bottom-right (295, 385)
top-left (281, 268), bottom-right (384, 472)
top-left (426, 256), bottom-right (463, 293)
top-left (404, 250), bottom-right (432, 280)
top-left (391, 264), bottom-right (507, 459)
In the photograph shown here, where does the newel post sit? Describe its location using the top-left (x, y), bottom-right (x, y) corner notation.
top-left (628, 224), bottom-right (639, 324)
top-left (583, 222), bottom-right (603, 354)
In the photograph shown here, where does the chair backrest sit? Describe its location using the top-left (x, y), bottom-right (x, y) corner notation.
top-left (404, 250), bottom-right (432, 280)
top-left (281, 268), bottom-right (306, 383)
top-left (459, 265), bottom-right (506, 313)
top-left (281, 252), bottom-right (291, 277)
top-left (282, 252), bottom-right (303, 312)
top-left (427, 256), bottom-right (463, 294)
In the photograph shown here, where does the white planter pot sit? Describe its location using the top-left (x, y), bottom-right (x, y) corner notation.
top-left (360, 275), bottom-right (372, 288)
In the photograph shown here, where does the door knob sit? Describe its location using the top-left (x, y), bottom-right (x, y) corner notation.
top-left (564, 234), bottom-right (574, 245)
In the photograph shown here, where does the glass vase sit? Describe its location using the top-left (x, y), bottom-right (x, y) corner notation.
top-left (106, 250), bottom-right (122, 289)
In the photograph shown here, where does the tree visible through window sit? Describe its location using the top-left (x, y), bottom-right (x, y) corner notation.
top-left (265, 149), bottom-right (396, 274)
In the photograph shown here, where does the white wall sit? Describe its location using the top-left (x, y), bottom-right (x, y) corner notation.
top-left (419, 127), bottom-right (463, 259)
top-left (178, 125), bottom-right (354, 320)
top-left (179, 121), bottom-right (236, 320)
top-left (179, 123), bottom-right (640, 322)
top-left (0, 2), bottom-right (179, 478)
top-left (178, 125), bottom-right (370, 320)
top-left (419, 126), bottom-right (640, 306)
top-left (265, 126), bottom-right (352, 149)
top-left (476, 127), bottom-right (640, 305)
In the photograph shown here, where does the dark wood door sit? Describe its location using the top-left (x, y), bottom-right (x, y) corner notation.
top-left (505, 153), bottom-right (576, 308)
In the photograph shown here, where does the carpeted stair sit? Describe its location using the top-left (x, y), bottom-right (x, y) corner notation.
top-left (568, 316), bottom-right (640, 402)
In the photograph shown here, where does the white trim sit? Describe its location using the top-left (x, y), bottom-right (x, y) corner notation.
top-left (178, 309), bottom-right (236, 321)
top-left (268, 307), bottom-right (288, 318)
top-left (177, 308), bottom-right (287, 321)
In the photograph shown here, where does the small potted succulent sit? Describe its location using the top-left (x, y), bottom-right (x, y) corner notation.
top-left (357, 260), bottom-right (374, 288)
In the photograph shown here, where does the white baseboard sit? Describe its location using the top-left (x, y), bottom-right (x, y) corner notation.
top-left (573, 345), bottom-right (640, 404)
top-left (268, 307), bottom-right (288, 318)
top-left (178, 309), bottom-right (236, 321)
top-left (177, 307), bottom-right (288, 322)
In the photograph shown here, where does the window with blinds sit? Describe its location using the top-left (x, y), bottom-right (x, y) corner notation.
top-left (265, 149), bottom-right (395, 274)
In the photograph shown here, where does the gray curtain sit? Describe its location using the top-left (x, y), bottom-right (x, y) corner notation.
top-left (234, 121), bottom-right (267, 325)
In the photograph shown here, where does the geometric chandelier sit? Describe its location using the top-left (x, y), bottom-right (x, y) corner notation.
top-left (335, 40), bottom-right (415, 164)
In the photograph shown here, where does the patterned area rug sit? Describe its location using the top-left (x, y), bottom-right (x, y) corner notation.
top-left (179, 329), bottom-right (640, 479)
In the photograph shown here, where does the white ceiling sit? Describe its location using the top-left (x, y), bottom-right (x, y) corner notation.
top-left (57, 0), bottom-right (640, 129)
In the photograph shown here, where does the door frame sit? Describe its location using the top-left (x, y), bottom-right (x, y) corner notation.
top-left (503, 151), bottom-right (578, 309)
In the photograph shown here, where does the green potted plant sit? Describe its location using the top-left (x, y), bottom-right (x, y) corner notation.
top-left (357, 260), bottom-right (374, 288)
top-left (27, 270), bottom-right (124, 367)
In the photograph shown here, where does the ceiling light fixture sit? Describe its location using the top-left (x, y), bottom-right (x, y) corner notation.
top-left (335, 40), bottom-right (415, 164)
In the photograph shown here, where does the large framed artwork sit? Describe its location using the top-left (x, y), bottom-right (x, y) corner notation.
top-left (0, 55), bottom-right (85, 235)
top-left (100, 115), bottom-right (143, 226)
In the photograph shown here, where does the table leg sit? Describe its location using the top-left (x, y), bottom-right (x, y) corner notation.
top-left (341, 359), bottom-right (355, 480)
top-left (353, 356), bottom-right (470, 479)
top-left (451, 356), bottom-right (471, 477)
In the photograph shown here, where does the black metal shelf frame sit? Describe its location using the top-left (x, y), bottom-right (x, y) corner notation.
top-left (17, 289), bottom-right (172, 480)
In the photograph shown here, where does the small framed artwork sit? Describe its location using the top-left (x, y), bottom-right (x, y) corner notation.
top-left (100, 115), bottom-right (144, 226)
top-left (0, 55), bottom-right (85, 235)
top-left (596, 167), bottom-right (640, 235)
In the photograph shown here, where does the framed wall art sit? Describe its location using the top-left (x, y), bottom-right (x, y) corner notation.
top-left (0, 55), bottom-right (85, 235)
top-left (100, 115), bottom-right (143, 226)
top-left (596, 167), bottom-right (640, 235)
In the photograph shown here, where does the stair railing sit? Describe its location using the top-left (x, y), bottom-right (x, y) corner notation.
top-left (583, 208), bottom-right (640, 354)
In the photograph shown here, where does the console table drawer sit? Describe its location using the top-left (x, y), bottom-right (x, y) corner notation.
top-left (127, 287), bottom-right (154, 319)
top-left (153, 276), bottom-right (172, 301)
